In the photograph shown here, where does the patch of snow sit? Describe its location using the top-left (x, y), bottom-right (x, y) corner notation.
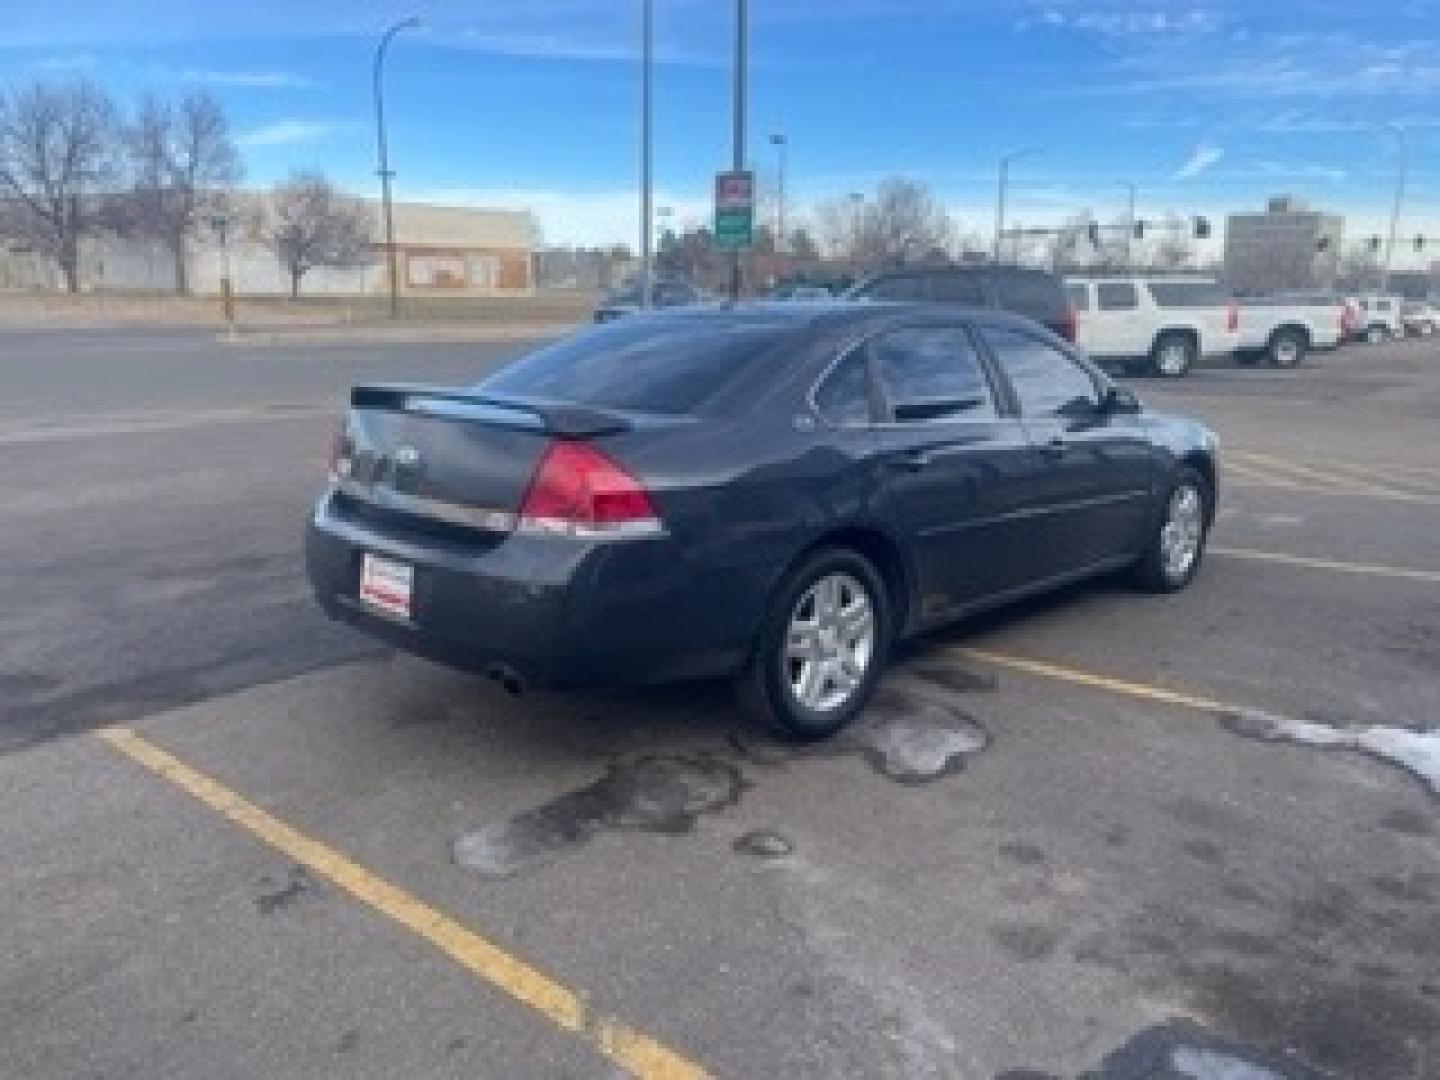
top-left (1172, 1045), bottom-right (1285, 1079)
top-left (1226, 710), bottom-right (1440, 797)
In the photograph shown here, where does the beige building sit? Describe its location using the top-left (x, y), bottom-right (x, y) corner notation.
top-left (1, 195), bottom-right (536, 297)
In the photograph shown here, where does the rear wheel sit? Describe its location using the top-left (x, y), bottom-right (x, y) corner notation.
top-left (1132, 467), bottom-right (1210, 593)
top-left (1267, 329), bottom-right (1307, 368)
top-left (1150, 332), bottom-right (1196, 378)
top-left (736, 548), bottom-right (891, 741)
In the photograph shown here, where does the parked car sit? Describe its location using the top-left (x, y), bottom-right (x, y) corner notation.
top-left (1234, 292), bottom-right (1346, 368)
top-left (1401, 300), bottom-right (1439, 337)
top-left (845, 264), bottom-right (1076, 342)
top-left (770, 283), bottom-right (836, 302)
top-left (1065, 277), bottom-right (1239, 378)
top-left (1350, 295), bottom-right (1405, 343)
top-left (594, 280), bottom-right (703, 322)
top-left (307, 303), bottom-right (1217, 739)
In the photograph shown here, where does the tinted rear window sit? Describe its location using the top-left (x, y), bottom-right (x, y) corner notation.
top-left (995, 271), bottom-right (1062, 313)
top-left (858, 275), bottom-right (926, 301)
top-left (930, 273), bottom-right (987, 304)
top-left (1065, 284), bottom-right (1090, 311)
top-left (1147, 282), bottom-right (1228, 307)
top-left (481, 319), bottom-right (789, 415)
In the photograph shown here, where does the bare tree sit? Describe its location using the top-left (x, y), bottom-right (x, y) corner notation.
top-left (1146, 215), bottom-right (1196, 272)
top-left (262, 172), bottom-right (373, 298)
top-left (855, 178), bottom-right (954, 264)
top-left (813, 195), bottom-right (866, 260)
top-left (123, 91), bottom-right (240, 294)
top-left (1336, 247), bottom-right (1383, 293)
top-left (0, 79), bottom-right (119, 292)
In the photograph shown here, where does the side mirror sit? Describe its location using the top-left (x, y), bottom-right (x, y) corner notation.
top-left (1103, 385), bottom-right (1140, 414)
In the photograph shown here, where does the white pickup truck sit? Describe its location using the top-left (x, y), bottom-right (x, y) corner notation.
top-left (1065, 277), bottom-right (1239, 378)
top-left (1234, 292), bottom-right (1346, 367)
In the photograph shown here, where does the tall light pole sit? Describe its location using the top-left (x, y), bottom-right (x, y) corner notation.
top-left (1379, 122), bottom-right (1409, 291)
top-left (770, 132), bottom-right (788, 263)
top-left (1124, 183), bottom-right (1137, 272)
top-left (374, 15), bottom-right (419, 319)
top-left (729, 0), bottom-right (748, 301)
top-left (639, 0), bottom-right (654, 308)
top-left (995, 148), bottom-right (1038, 263)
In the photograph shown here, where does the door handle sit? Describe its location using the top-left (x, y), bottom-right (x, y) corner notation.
top-left (886, 451), bottom-right (932, 472)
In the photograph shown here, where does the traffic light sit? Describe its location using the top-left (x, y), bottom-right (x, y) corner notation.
top-left (1368, 236), bottom-right (1382, 252)
top-left (1316, 237), bottom-right (1331, 253)
top-left (1086, 220), bottom-right (1100, 245)
top-left (1416, 235), bottom-right (1427, 252)
top-left (1133, 220), bottom-right (1145, 240)
top-left (1193, 216), bottom-right (1211, 239)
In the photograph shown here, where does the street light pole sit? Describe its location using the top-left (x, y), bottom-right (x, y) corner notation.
top-left (995, 149), bottom-right (1037, 263)
top-left (729, 0), bottom-right (747, 301)
top-left (374, 15), bottom-right (419, 320)
top-left (1381, 122), bottom-right (1408, 291)
top-left (770, 132), bottom-right (787, 265)
top-left (639, 0), bottom-right (653, 308)
top-left (1125, 183), bottom-right (1137, 272)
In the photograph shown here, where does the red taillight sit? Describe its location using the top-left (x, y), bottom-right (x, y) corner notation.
top-left (519, 440), bottom-right (659, 535)
top-left (1060, 303), bottom-right (1078, 343)
top-left (1226, 302), bottom-right (1239, 333)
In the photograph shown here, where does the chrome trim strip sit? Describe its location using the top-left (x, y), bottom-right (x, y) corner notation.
top-left (334, 478), bottom-right (516, 532)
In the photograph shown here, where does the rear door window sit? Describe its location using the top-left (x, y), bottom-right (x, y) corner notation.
top-left (929, 274), bottom-right (987, 304)
top-left (1146, 282), bottom-right (1229, 307)
top-left (482, 319), bottom-right (789, 415)
top-left (1066, 284), bottom-right (1090, 311)
top-left (996, 271), bottom-right (1061, 315)
top-left (872, 326), bottom-right (998, 423)
top-left (1097, 283), bottom-right (1139, 311)
top-left (979, 325), bottom-right (1100, 417)
top-left (862, 275), bottom-right (927, 301)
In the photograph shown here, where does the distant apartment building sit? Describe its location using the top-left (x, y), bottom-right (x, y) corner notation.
top-left (1224, 196), bottom-right (1344, 295)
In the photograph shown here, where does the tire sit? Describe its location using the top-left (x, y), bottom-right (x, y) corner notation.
top-left (735, 547), bottom-right (891, 741)
top-left (1150, 332), bottom-right (1197, 378)
top-left (1267, 329), bottom-right (1307, 368)
top-left (1132, 466), bottom-right (1211, 593)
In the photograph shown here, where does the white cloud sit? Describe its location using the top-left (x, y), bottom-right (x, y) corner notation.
top-left (27, 52), bottom-right (98, 71)
top-left (450, 28), bottom-right (720, 66)
top-left (238, 119), bottom-right (346, 148)
top-left (177, 68), bottom-right (315, 89)
top-left (1172, 143), bottom-right (1224, 180)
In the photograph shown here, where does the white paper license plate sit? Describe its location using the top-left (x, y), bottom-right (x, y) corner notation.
top-left (359, 553), bottom-right (413, 620)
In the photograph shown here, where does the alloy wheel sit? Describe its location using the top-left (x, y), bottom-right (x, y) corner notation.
top-left (783, 572), bottom-right (875, 712)
top-left (1159, 483), bottom-right (1204, 581)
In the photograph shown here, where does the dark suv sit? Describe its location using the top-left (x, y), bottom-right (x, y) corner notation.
top-left (845, 264), bottom-right (1075, 342)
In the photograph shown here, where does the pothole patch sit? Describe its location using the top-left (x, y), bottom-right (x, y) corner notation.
top-left (840, 686), bottom-right (989, 784)
top-left (453, 755), bottom-right (745, 878)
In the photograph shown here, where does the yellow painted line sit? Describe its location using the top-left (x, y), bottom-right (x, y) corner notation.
top-left (955, 648), bottom-right (1229, 713)
top-left (94, 725), bottom-right (708, 1080)
top-left (1230, 452), bottom-right (1427, 503)
top-left (1210, 546), bottom-right (1440, 585)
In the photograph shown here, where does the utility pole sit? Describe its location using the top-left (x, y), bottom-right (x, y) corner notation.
top-left (639, 0), bottom-right (654, 308)
top-left (374, 16), bottom-right (419, 319)
top-left (730, 0), bottom-right (747, 301)
top-left (1381, 123), bottom-right (1408, 292)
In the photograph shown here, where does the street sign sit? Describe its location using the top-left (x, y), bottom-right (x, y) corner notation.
top-left (714, 170), bottom-right (754, 251)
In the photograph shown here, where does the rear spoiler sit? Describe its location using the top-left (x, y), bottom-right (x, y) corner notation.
top-left (349, 384), bottom-right (632, 438)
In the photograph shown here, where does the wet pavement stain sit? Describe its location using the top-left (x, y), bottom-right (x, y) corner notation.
top-left (255, 865), bottom-right (311, 914)
top-left (733, 829), bottom-right (794, 860)
top-left (996, 1020), bottom-right (1330, 1079)
top-left (1221, 709), bottom-right (1440, 799)
top-left (835, 685), bottom-right (989, 785)
top-left (453, 755), bottom-right (745, 878)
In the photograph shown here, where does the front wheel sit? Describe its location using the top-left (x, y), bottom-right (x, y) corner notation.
top-left (1267, 329), bottom-right (1307, 368)
top-left (736, 548), bottom-right (891, 740)
top-left (1150, 332), bottom-right (1197, 378)
top-left (1132, 467), bottom-right (1210, 593)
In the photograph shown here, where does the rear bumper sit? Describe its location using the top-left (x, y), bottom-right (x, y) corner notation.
top-left (305, 489), bottom-right (747, 689)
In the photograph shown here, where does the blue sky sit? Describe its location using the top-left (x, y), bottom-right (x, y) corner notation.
top-left (7, 0), bottom-right (1440, 258)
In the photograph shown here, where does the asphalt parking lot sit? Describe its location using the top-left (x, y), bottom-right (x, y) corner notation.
top-left (2, 326), bottom-right (1438, 1079)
